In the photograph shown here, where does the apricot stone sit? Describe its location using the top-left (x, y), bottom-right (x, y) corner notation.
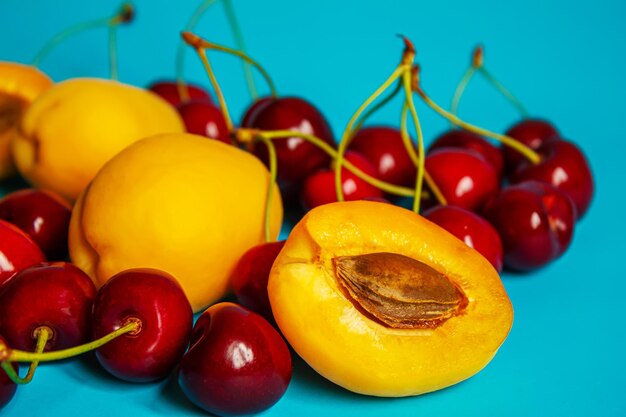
top-left (268, 200), bottom-right (513, 397)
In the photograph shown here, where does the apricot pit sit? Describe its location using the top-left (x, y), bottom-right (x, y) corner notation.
top-left (268, 200), bottom-right (513, 397)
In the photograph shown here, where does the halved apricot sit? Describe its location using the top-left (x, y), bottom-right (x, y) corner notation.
top-left (0, 62), bottom-right (52, 179)
top-left (268, 200), bottom-right (513, 397)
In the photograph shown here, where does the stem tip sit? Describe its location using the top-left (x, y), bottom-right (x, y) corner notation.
top-left (114, 3), bottom-right (134, 24)
top-left (397, 34), bottom-right (416, 64)
top-left (472, 45), bottom-right (484, 68)
top-left (181, 31), bottom-right (203, 48)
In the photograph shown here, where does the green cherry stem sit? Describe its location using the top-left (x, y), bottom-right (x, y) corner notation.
top-left (412, 69), bottom-right (541, 164)
top-left (450, 66), bottom-right (476, 118)
top-left (352, 79), bottom-right (403, 135)
top-left (335, 65), bottom-right (408, 202)
top-left (175, 0), bottom-right (218, 102)
top-left (255, 134), bottom-right (278, 243)
top-left (2, 320), bottom-right (139, 365)
top-left (478, 66), bottom-right (529, 117)
top-left (32, 2), bottom-right (133, 79)
top-left (0, 327), bottom-right (51, 385)
top-left (222, 0), bottom-right (258, 100)
top-left (401, 70), bottom-right (425, 213)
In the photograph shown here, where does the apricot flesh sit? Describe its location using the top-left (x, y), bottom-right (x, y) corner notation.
top-left (268, 200), bottom-right (513, 397)
top-left (0, 62), bottom-right (52, 179)
top-left (69, 133), bottom-right (283, 312)
top-left (12, 78), bottom-right (184, 202)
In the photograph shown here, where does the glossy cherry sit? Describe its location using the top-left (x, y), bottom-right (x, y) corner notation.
top-left (0, 220), bottom-right (45, 288)
top-left (177, 100), bottom-right (231, 144)
top-left (483, 180), bottom-right (576, 271)
top-left (147, 81), bottom-right (211, 107)
top-left (0, 262), bottom-right (96, 351)
top-left (503, 118), bottom-right (559, 176)
top-left (0, 189), bottom-right (71, 260)
top-left (242, 96), bottom-right (335, 187)
top-left (232, 241), bottom-right (285, 322)
top-left (348, 126), bottom-right (417, 187)
top-left (92, 269), bottom-right (193, 382)
top-left (425, 148), bottom-right (499, 212)
top-left (423, 205), bottom-right (504, 273)
top-left (178, 302), bottom-right (292, 416)
top-left (0, 336), bottom-right (17, 410)
top-left (511, 139), bottom-right (594, 219)
top-left (301, 151), bottom-right (383, 210)
top-left (429, 129), bottom-right (503, 178)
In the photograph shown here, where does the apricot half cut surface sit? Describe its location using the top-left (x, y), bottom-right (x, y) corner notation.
top-left (69, 133), bottom-right (283, 312)
top-left (0, 62), bottom-right (52, 180)
top-left (268, 201), bottom-right (513, 397)
top-left (12, 78), bottom-right (184, 202)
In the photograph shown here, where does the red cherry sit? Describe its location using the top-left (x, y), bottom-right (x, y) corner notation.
top-left (0, 189), bottom-right (71, 260)
top-left (348, 126), bottom-right (417, 187)
top-left (147, 81), bottom-right (211, 107)
top-left (231, 241), bottom-right (286, 322)
top-left (429, 130), bottom-right (503, 178)
top-left (0, 262), bottom-right (96, 351)
top-left (301, 151), bottom-right (383, 210)
top-left (178, 302), bottom-right (292, 416)
top-left (425, 148), bottom-right (499, 212)
top-left (510, 139), bottom-right (594, 219)
top-left (0, 219), bottom-right (45, 288)
top-left (92, 269), bottom-right (193, 382)
top-left (503, 118), bottom-right (559, 176)
top-left (423, 205), bottom-right (503, 273)
top-left (176, 100), bottom-right (231, 144)
top-left (0, 336), bottom-right (17, 410)
top-left (242, 97), bottom-right (335, 187)
top-left (240, 96), bottom-right (274, 128)
top-left (483, 181), bottom-right (576, 271)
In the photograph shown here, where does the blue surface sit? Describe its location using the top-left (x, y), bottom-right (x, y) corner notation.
top-left (1, 0), bottom-right (625, 416)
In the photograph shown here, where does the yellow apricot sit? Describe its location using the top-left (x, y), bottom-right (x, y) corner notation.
top-left (12, 78), bottom-right (184, 202)
top-left (0, 62), bottom-right (53, 179)
top-left (268, 200), bottom-right (513, 397)
top-left (69, 133), bottom-right (282, 312)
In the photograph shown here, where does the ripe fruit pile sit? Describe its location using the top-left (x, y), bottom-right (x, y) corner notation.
top-left (0, 1), bottom-right (593, 416)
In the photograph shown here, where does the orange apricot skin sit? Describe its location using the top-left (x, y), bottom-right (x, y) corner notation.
top-left (268, 200), bottom-right (513, 397)
top-left (0, 62), bottom-right (52, 179)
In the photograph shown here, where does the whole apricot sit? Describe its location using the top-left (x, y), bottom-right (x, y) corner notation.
top-left (0, 62), bottom-right (52, 179)
top-left (268, 200), bottom-right (512, 397)
top-left (69, 133), bottom-right (282, 312)
top-left (12, 78), bottom-right (184, 201)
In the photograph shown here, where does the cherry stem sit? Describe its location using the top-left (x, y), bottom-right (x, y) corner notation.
top-left (31, 2), bottom-right (133, 79)
top-left (450, 66), bottom-right (476, 118)
top-left (401, 71), bottom-right (425, 213)
top-left (242, 129), bottom-right (421, 198)
top-left (413, 79), bottom-right (541, 164)
top-left (222, 0), bottom-right (257, 100)
top-left (3, 320), bottom-right (139, 363)
top-left (478, 66), bottom-right (529, 117)
top-left (175, 0), bottom-right (218, 102)
top-left (194, 46), bottom-right (235, 132)
top-left (0, 327), bottom-right (51, 385)
top-left (352, 79), bottom-right (403, 134)
top-left (182, 32), bottom-right (277, 98)
top-left (335, 65), bottom-right (408, 202)
top-left (400, 102), bottom-right (447, 206)
top-left (254, 134), bottom-right (278, 243)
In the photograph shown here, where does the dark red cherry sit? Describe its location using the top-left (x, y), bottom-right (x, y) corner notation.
top-left (0, 336), bottom-right (17, 410)
top-left (178, 302), bottom-right (292, 416)
top-left (231, 241), bottom-right (285, 322)
top-left (503, 118), bottom-right (559, 176)
top-left (348, 126), bottom-right (417, 187)
top-left (429, 129), bottom-right (503, 178)
top-left (0, 219), bottom-right (45, 288)
top-left (240, 96), bottom-right (274, 128)
top-left (147, 81), bottom-right (211, 107)
top-left (483, 181), bottom-right (576, 271)
top-left (242, 97), bottom-right (335, 187)
top-left (301, 151), bottom-right (383, 210)
top-left (511, 139), bottom-right (594, 218)
top-left (176, 100), bottom-right (231, 144)
top-left (425, 148), bottom-right (499, 212)
top-left (0, 262), bottom-right (96, 351)
top-left (0, 189), bottom-right (71, 260)
top-left (92, 269), bottom-right (193, 382)
top-left (423, 205), bottom-right (503, 272)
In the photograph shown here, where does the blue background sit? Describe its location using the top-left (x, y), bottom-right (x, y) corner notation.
top-left (1, 0), bottom-right (625, 416)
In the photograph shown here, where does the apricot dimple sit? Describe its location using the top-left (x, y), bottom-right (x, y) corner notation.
top-left (333, 252), bottom-right (465, 329)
